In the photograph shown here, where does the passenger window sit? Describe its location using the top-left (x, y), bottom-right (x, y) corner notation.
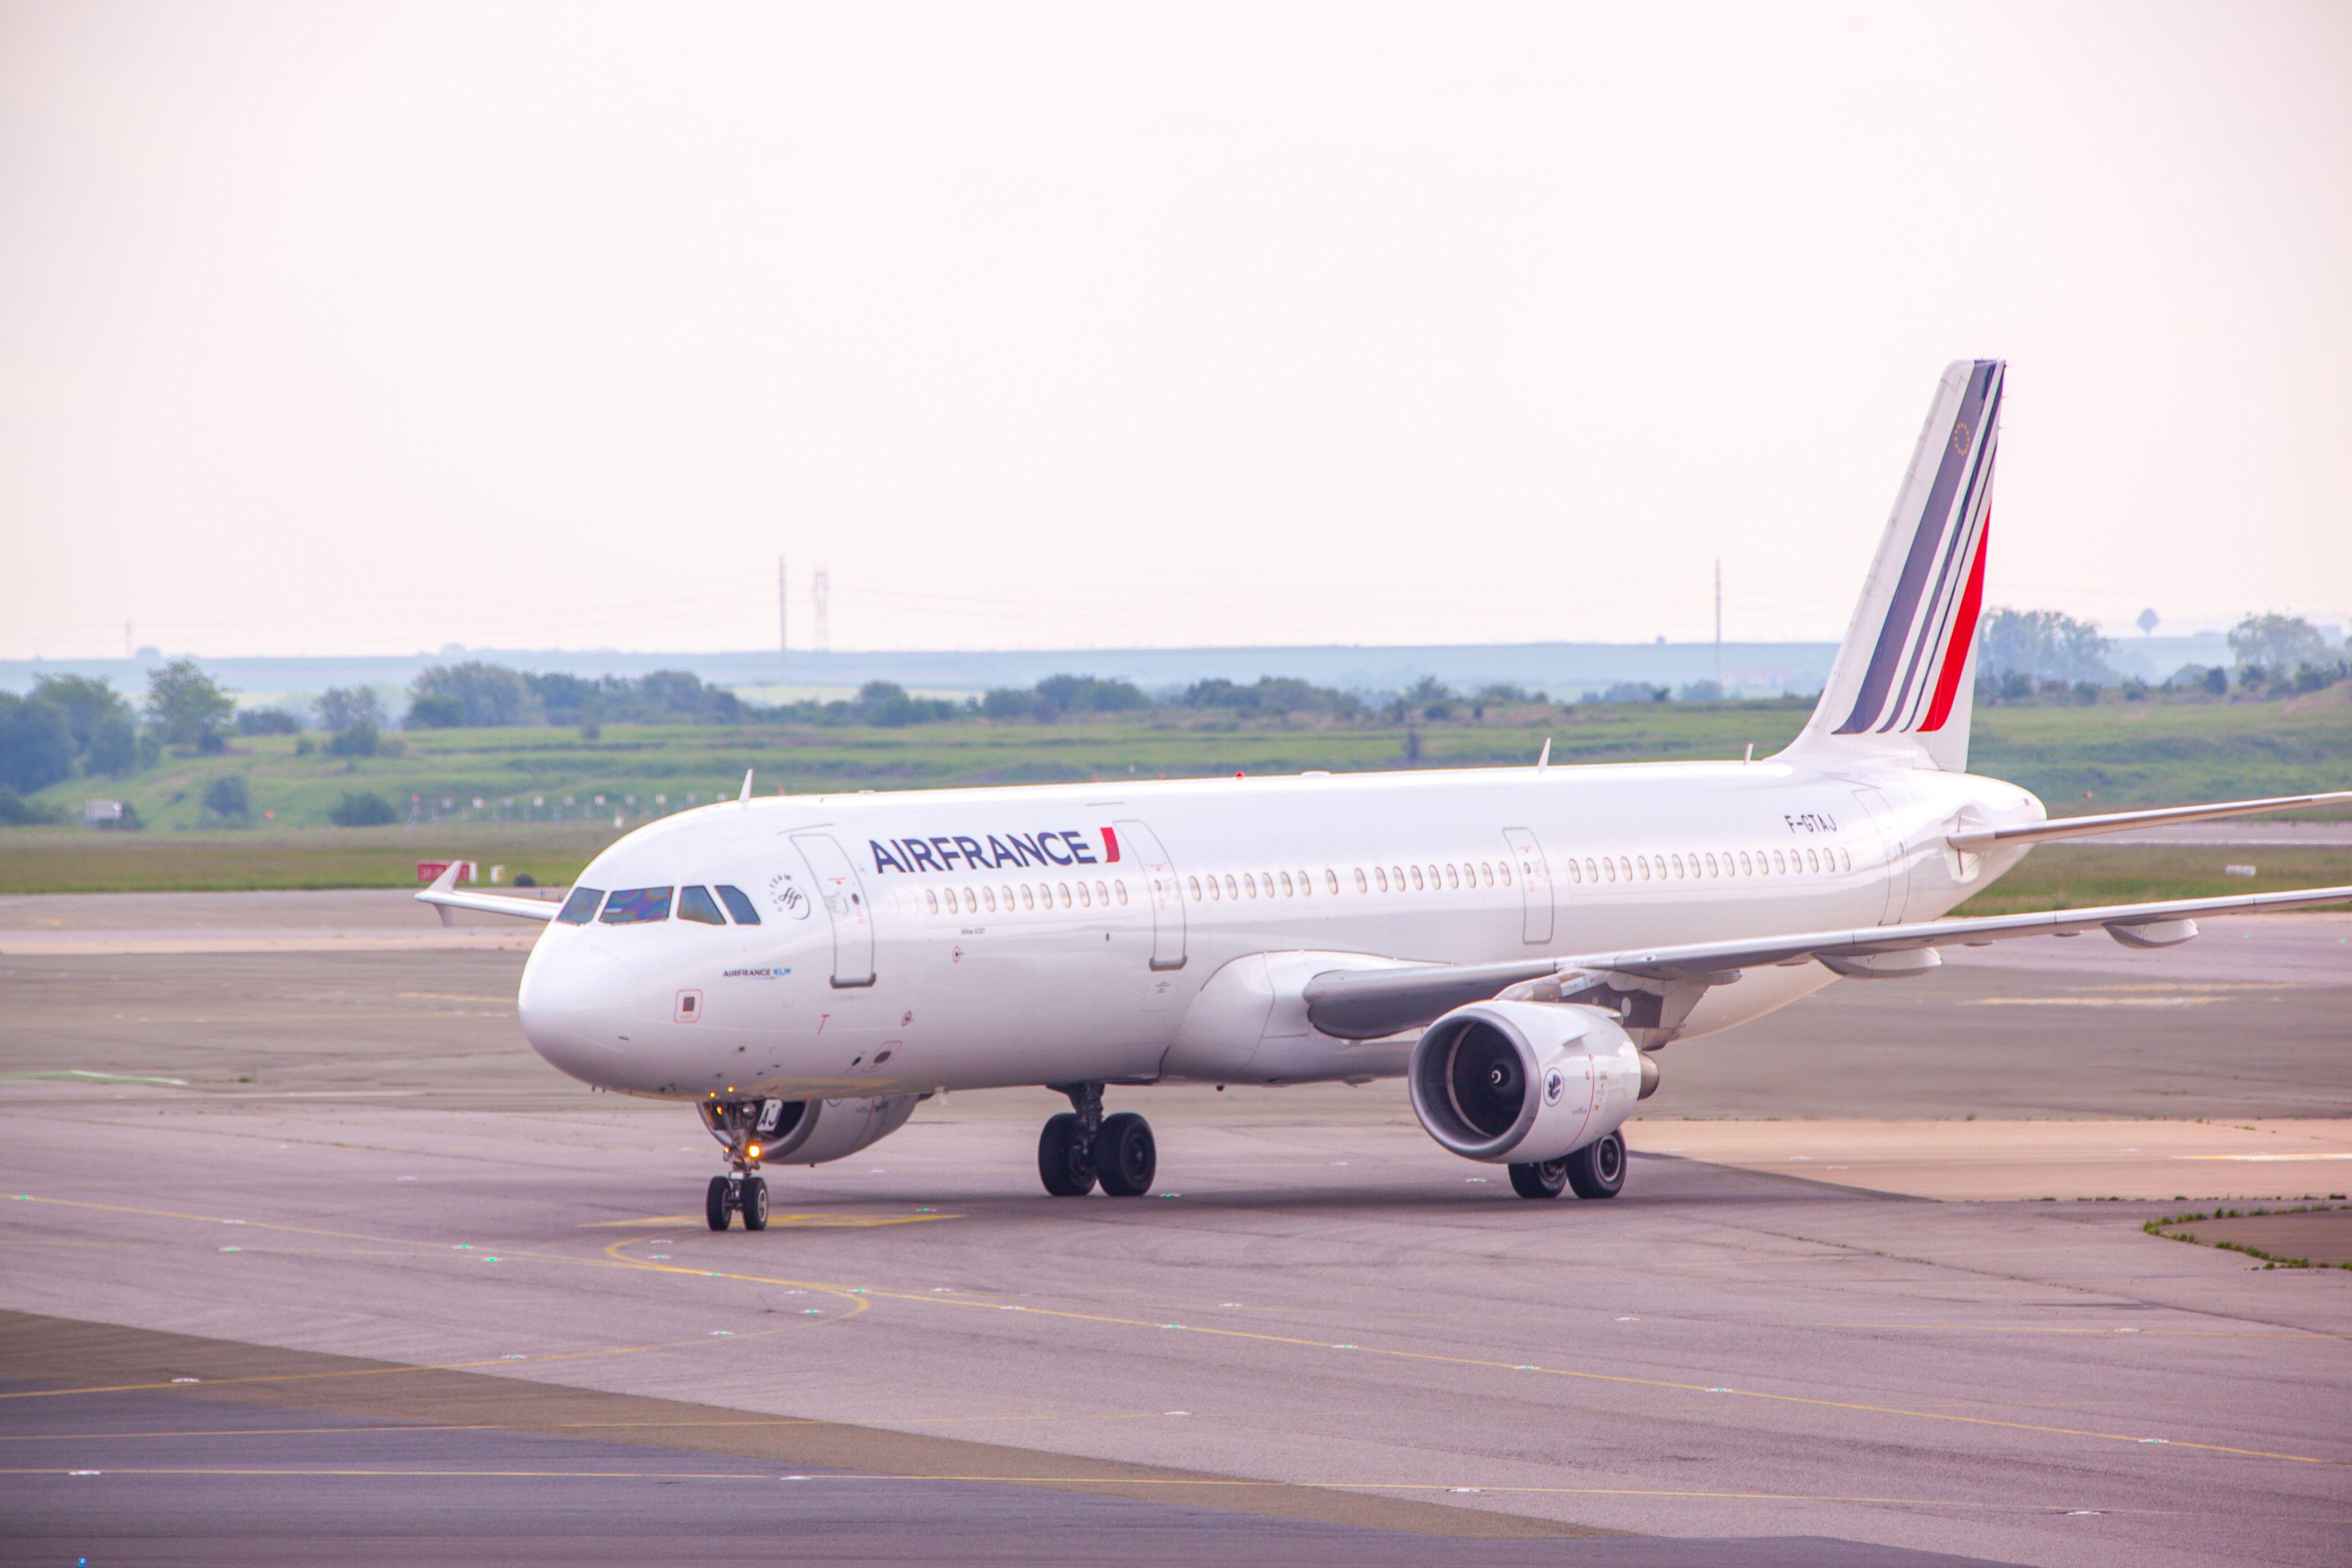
top-left (1278, 871), bottom-right (1292, 897)
top-left (1116, 880), bottom-right (1129, 905)
top-left (1480, 862), bottom-right (1493, 887)
top-left (557, 886), bottom-right (606, 925)
top-left (1188, 876), bottom-right (1202, 902)
top-left (1021, 885), bottom-right (1036, 910)
top-left (1328, 869), bottom-right (1341, 895)
top-left (1096, 880), bottom-right (1109, 905)
top-left (1738, 852), bottom-right (1752, 875)
top-left (1426, 864), bottom-right (1440, 888)
top-left (1841, 848), bottom-right (1852, 872)
top-left (1806, 848), bottom-right (1820, 872)
top-left (1772, 851), bottom-right (1786, 873)
top-left (1058, 883), bottom-right (1073, 907)
top-left (1373, 867), bottom-right (1387, 892)
top-left (1566, 859), bottom-right (1580, 885)
top-left (1245, 874), bottom-right (1258, 899)
top-left (714, 885), bottom-right (761, 924)
top-left (1077, 881), bottom-right (1091, 908)
top-left (1498, 863), bottom-right (1511, 885)
top-left (1702, 854), bottom-right (1717, 877)
top-left (678, 885), bottom-right (726, 925)
top-left (1354, 868), bottom-right (1367, 892)
top-left (926, 889), bottom-right (940, 914)
top-left (944, 888), bottom-right (959, 914)
top-left (1410, 866), bottom-right (1425, 892)
top-left (599, 887), bottom-right (672, 924)
top-left (1635, 856), bottom-right (1648, 881)
top-left (1224, 874), bottom-right (1238, 900)
top-left (1582, 859), bottom-right (1595, 882)
top-left (1668, 855), bottom-right (1682, 879)
top-left (1602, 858), bottom-right (1616, 883)
top-left (1442, 864), bottom-right (1457, 890)
top-left (1297, 869), bottom-right (1312, 897)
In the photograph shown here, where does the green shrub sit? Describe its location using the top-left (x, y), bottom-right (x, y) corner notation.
top-left (200, 774), bottom-right (251, 822)
top-left (328, 791), bottom-right (400, 827)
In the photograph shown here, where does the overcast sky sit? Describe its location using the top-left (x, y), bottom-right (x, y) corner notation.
top-left (3, 0), bottom-right (2347, 660)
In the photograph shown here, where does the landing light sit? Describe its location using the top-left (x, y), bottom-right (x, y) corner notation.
top-left (747, 1145), bottom-right (761, 1159)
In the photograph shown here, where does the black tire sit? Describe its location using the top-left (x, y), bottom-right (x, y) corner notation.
top-left (1509, 1158), bottom-right (1570, 1199)
top-left (1038, 1112), bottom-right (1098, 1197)
top-left (705, 1174), bottom-right (733, 1230)
top-left (1096, 1113), bottom-right (1156, 1197)
top-left (740, 1176), bottom-right (769, 1231)
top-left (1565, 1130), bottom-right (1627, 1200)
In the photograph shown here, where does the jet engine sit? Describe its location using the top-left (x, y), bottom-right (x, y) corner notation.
top-left (1408, 1001), bottom-right (1649, 1164)
top-left (712, 1094), bottom-right (921, 1167)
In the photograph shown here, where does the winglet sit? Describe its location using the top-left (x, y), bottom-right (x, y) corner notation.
top-left (739, 769), bottom-right (754, 804)
top-left (1536, 738), bottom-right (1551, 774)
top-left (422, 858), bottom-right (464, 927)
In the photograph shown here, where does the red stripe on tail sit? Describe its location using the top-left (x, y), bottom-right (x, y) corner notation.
top-left (1101, 826), bottom-right (1121, 863)
top-left (1919, 520), bottom-right (1988, 732)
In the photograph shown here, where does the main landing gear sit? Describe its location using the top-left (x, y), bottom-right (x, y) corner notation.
top-left (1038, 1082), bottom-right (1156, 1198)
top-left (1509, 1130), bottom-right (1626, 1202)
top-left (699, 1099), bottom-right (772, 1231)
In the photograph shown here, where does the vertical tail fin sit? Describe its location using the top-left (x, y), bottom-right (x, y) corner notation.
top-left (1790, 358), bottom-right (2003, 773)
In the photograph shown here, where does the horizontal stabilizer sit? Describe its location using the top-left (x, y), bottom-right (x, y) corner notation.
top-left (1948, 791), bottom-right (2352, 851)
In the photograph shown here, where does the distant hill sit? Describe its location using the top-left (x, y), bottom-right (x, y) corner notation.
top-left (2, 641), bottom-right (1841, 704)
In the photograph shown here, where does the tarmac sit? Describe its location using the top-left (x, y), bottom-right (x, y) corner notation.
top-left (3, 890), bottom-right (2349, 1566)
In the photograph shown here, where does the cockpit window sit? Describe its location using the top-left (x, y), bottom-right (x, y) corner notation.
top-left (678, 885), bottom-right (725, 925)
top-left (714, 884), bottom-right (760, 924)
top-left (599, 886), bottom-right (673, 924)
top-left (557, 887), bottom-right (606, 925)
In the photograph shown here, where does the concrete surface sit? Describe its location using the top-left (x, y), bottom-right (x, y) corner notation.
top-left (3, 890), bottom-right (2350, 1566)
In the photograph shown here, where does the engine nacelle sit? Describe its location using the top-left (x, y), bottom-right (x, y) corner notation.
top-left (740, 1094), bottom-right (920, 1167)
top-left (1408, 1001), bottom-right (1646, 1164)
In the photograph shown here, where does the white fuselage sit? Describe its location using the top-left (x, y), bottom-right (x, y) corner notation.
top-left (515, 756), bottom-right (2044, 1104)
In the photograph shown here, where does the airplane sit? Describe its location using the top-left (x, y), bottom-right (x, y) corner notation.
top-left (420, 359), bottom-right (2351, 1232)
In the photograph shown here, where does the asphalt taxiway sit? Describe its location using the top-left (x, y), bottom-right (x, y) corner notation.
top-left (3, 891), bottom-right (2349, 1566)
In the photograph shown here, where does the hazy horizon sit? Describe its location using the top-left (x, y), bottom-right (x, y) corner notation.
top-left (5, 2), bottom-right (2348, 661)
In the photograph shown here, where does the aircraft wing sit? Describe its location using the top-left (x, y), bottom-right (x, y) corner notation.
top-left (1949, 790), bottom-right (2352, 851)
top-left (1302, 882), bottom-right (2352, 1039)
top-left (414, 859), bottom-right (562, 925)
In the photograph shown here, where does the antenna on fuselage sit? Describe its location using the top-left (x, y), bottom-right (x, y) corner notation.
top-left (1536, 738), bottom-right (1550, 774)
top-left (739, 769), bottom-right (754, 804)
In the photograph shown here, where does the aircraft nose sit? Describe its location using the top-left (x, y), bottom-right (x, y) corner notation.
top-left (517, 935), bottom-right (636, 1082)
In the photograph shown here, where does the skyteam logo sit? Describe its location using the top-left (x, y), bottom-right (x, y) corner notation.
top-left (870, 827), bottom-right (1123, 875)
top-left (1543, 1068), bottom-right (1566, 1107)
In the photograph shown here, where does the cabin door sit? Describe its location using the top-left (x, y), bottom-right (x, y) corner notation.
top-left (1113, 819), bottom-right (1187, 972)
top-left (791, 833), bottom-right (877, 987)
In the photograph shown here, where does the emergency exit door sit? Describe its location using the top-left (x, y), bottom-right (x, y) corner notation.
top-left (792, 833), bottom-right (875, 987)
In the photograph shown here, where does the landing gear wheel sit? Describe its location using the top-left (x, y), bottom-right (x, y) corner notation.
top-left (1038, 1112), bottom-right (1099, 1197)
top-left (1509, 1158), bottom-right (1571, 1199)
top-left (1565, 1131), bottom-right (1627, 1199)
top-left (740, 1176), bottom-right (769, 1231)
top-left (1095, 1113), bottom-right (1156, 1197)
top-left (705, 1174), bottom-right (733, 1231)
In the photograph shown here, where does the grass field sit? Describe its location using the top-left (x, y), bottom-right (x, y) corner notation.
top-left (5, 686), bottom-right (2345, 895)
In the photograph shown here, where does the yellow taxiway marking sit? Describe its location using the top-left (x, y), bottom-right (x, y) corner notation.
top-left (1, 1413), bottom-right (1190, 1443)
top-left (13, 1193), bottom-right (2342, 1468)
top-left (2177, 1153), bottom-right (2352, 1161)
top-left (583, 1212), bottom-right (962, 1229)
top-left (0, 1467), bottom-right (2278, 1516)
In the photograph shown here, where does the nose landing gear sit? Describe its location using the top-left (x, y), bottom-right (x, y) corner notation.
top-left (699, 1099), bottom-right (776, 1231)
top-left (706, 1172), bottom-right (769, 1231)
top-left (1038, 1082), bottom-right (1156, 1197)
